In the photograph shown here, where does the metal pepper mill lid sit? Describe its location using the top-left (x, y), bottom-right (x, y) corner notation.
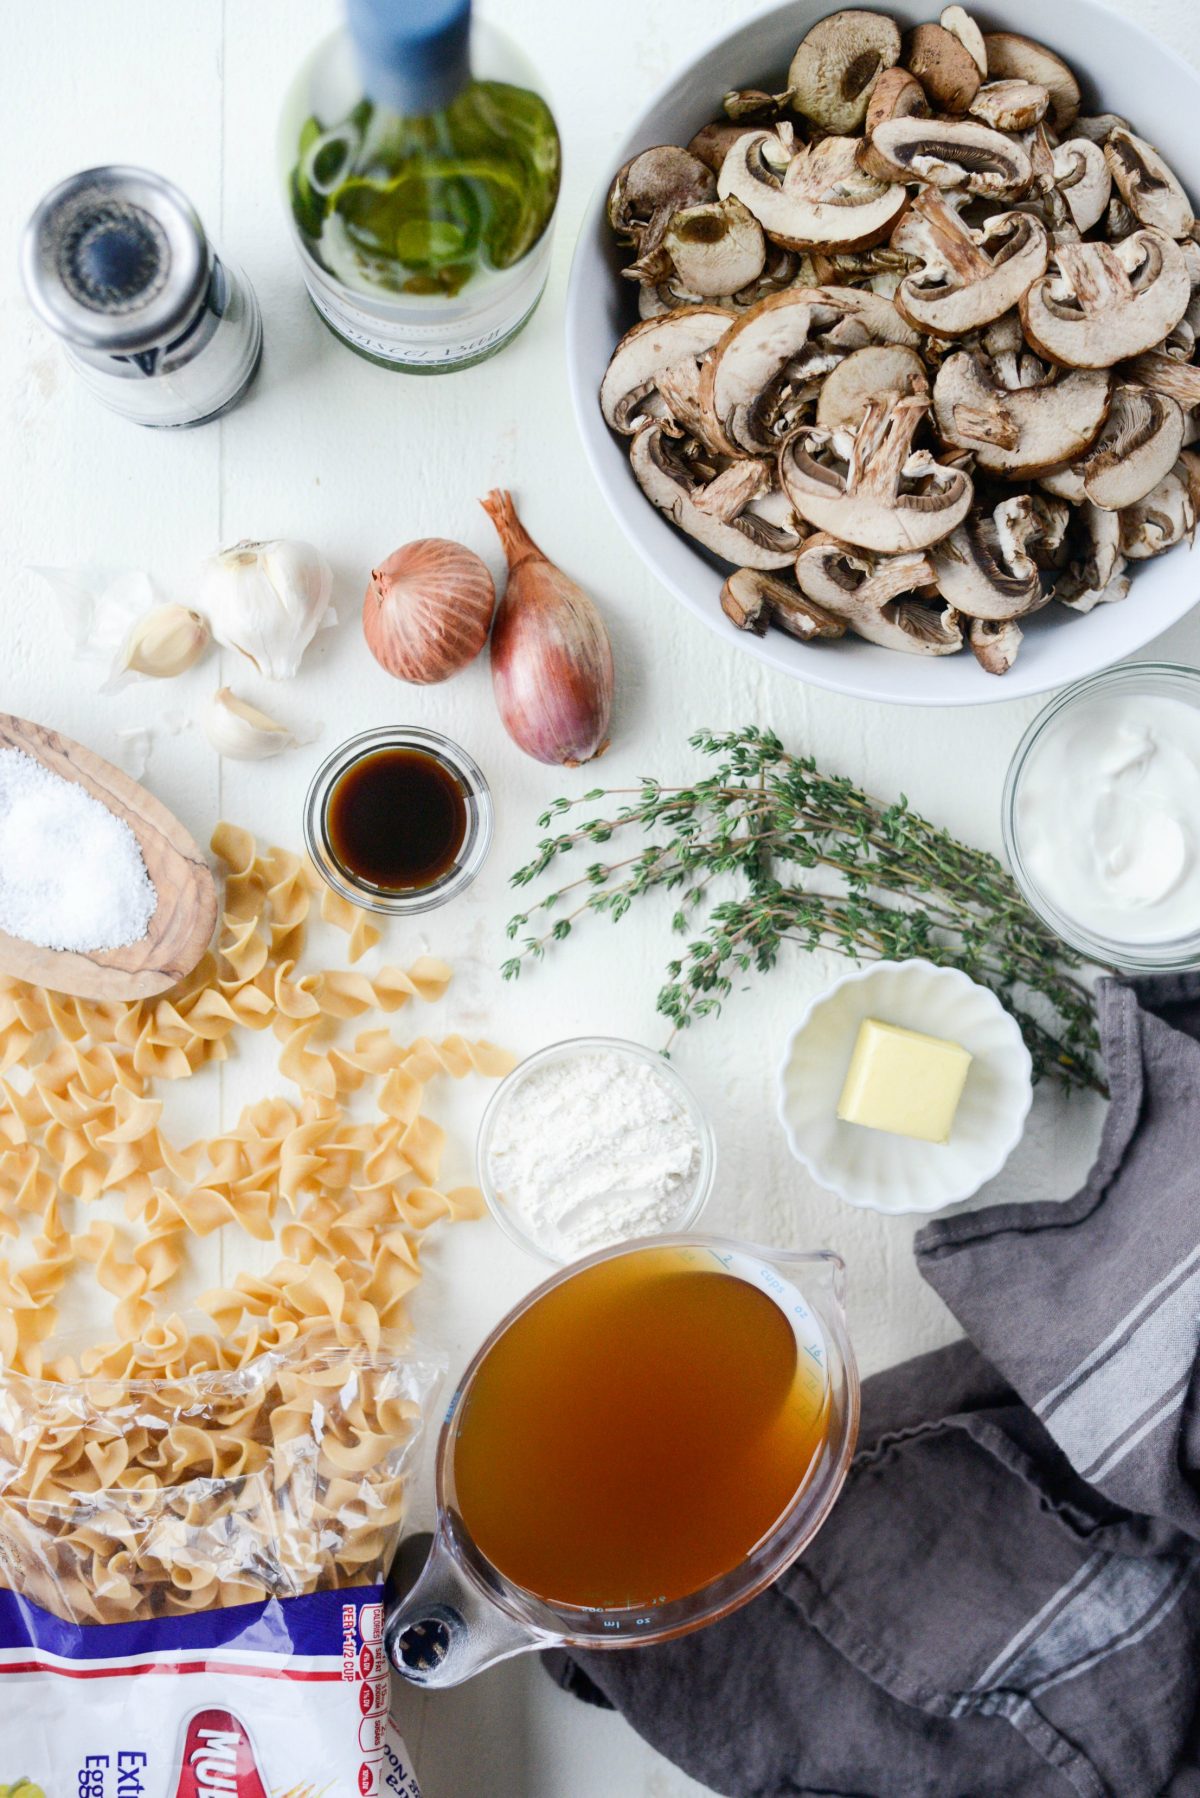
top-left (21, 165), bottom-right (262, 427)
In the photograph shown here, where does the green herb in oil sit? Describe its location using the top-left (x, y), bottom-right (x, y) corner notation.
top-left (504, 728), bottom-right (1106, 1095)
top-left (290, 81), bottom-right (560, 299)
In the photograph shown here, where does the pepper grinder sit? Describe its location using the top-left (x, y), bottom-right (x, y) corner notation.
top-left (21, 165), bottom-right (262, 428)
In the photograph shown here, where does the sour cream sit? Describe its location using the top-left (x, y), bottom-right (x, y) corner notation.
top-left (1015, 692), bottom-right (1200, 947)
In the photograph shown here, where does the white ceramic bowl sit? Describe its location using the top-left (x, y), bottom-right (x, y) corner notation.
top-left (777, 960), bottom-right (1033, 1213)
top-left (565, 0), bottom-right (1200, 707)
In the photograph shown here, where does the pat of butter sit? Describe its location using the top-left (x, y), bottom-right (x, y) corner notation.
top-left (837, 1018), bottom-right (972, 1145)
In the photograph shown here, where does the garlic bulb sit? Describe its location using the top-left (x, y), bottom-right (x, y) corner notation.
top-left (108, 604), bottom-right (210, 689)
top-left (200, 539), bottom-right (335, 680)
top-left (203, 687), bottom-right (296, 760)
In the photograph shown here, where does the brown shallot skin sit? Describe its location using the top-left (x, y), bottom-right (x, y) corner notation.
top-left (482, 490), bottom-right (615, 766)
top-left (363, 538), bottom-right (496, 684)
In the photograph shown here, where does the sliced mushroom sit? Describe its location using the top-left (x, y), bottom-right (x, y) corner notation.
top-left (723, 88), bottom-right (791, 124)
top-left (933, 348), bottom-right (1110, 476)
top-left (940, 7), bottom-right (988, 76)
top-left (929, 494), bottom-right (1047, 619)
top-left (718, 128), bottom-right (907, 251)
top-left (982, 33), bottom-right (1080, 132)
top-left (1104, 129), bottom-right (1196, 240)
top-left (630, 424), bottom-right (803, 569)
top-left (891, 192), bottom-right (1049, 335)
top-left (865, 67), bottom-right (930, 134)
top-left (1052, 139), bottom-right (1112, 235)
top-left (1039, 463), bottom-right (1085, 505)
top-left (1181, 238), bottom-right (1200, 333)
top-left (687, 122), bottom-right (756, 178)
top-left (786, 10), bottom-right (902, 134)
top-left (816, 344), bottom-right (927, 429)
top-left (903, 23), bottom-right (982, 113)
top-left (607, 148), bottom-right (717, 262)
top-left (600, 22), bottom-right (1200, 677)
top-left (1013, 122), bottom-right (1073, 240)
top-left (794, 532), bottom-right (964, 653)
top-left (720, 567), bottom-right (846, 639)
top-left (866, 118), bottom-right (1032, 200)
top-left (1073, 114), bottom-right (1130, 147)
top-left (1020, 230), bottom-right (1191, 368)
top-left (635, 241), bottom-right (802, 321)
top-left (655, 359), bottom-right (732, 454)
top-left (970, 616), bottom-right (1023, 674)
top-left (779, 392), bottom-right (974, 551)
top-left (701, 285), bottom-right (918, 455)
top-left (1180, 448), bottom-right (1200, 513)
top-left (1120, 462), bottom-right (1196, 558)
top-left (969, 79), bottom-right (1049, 132)
top-left (600, 308), bottom-right (732, 434)
top-left (1030, 493), bottom-right (1073, 569)
top-left (1056, 503), bottom-right (1130, 611)
top-left (1106, 196), bottom-right (1138, 241)
top-left (1123, 348), bottom-right (1200, 410)
top-left (1073, 385), bottom-right (1186, 510)
top-left (656, 197), bottom-right (767, 298)
top-left (798, 245), bottom-right (914, 292)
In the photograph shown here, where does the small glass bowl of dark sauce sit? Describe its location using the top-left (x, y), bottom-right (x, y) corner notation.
top-left (304, 727), bottom-right (492, 915)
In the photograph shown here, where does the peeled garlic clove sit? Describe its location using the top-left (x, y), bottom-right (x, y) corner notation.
top-left (199, 538), bottom-right (335, 681)
top-left (203, 687), bottom-right (296, 760)
top-left (105, 603), bottom-right (210, 691)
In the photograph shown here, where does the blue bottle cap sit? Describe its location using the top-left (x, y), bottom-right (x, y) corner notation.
top-left (346, 0), bottom-right (472, 116)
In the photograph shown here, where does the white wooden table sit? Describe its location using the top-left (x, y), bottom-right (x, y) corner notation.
top-left (4, 2), bottom-right (1199, 1792)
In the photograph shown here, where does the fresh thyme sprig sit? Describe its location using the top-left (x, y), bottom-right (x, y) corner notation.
top-left (503, 726), bottom-right (1106, 1095)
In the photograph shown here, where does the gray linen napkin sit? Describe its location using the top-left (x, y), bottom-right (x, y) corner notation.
top-left (550, 977), bottom-right (1200, 1798)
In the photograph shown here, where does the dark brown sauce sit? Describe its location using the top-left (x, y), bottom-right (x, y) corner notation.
top-left (326, 747), bottom-right (468, 892)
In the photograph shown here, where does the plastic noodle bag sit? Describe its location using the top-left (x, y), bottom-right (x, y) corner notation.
top-left (0, 1336), bottom-right (440, 1795)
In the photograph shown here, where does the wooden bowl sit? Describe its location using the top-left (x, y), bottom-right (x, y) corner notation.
top-left (0, 714), bottom-right (218, 1001)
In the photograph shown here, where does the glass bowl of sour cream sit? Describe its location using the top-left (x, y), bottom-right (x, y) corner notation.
top-left (1003, 663), bottom-right (1200, 971)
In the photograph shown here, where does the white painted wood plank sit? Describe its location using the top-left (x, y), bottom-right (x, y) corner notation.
top-left (5, 0), bottom-right (1200, 1790)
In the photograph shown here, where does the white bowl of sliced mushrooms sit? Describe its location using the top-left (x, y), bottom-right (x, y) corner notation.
top-left (566, 0), bottom-right (1200, 704)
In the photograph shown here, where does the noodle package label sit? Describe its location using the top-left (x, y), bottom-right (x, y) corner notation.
top-left (0, 1341), bottom-right (441, 1798)
top-left (0, 1583), bottom-right (421, 1795)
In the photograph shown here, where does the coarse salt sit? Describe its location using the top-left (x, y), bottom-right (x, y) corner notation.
top-left (486, 1047), bottom-right (704, 1260)
top-left (0, 748), bottom-right (157, 952)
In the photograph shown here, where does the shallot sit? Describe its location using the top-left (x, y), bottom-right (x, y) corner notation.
top-left (482, 491), bottom-right (614, 767)
top-left (363, 538), bottom-right (495, 684)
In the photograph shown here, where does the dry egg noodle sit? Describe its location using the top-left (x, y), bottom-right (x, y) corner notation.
top-left (0, 823), bottom-right (512, 1624)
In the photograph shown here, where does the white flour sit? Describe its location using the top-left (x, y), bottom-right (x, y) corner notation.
top-left (486, 1048), bottom-right (703, 1259)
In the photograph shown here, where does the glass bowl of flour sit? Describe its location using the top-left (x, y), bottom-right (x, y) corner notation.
top-left (477, 1037), bottom-right (715, 1264)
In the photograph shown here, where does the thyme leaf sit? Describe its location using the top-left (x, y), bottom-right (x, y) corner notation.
top-left (503, 726), bottom-right (1106, 1095)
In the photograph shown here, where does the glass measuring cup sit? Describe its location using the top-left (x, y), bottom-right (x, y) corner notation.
top-left (384, 1235), bottom-right (859, 1687)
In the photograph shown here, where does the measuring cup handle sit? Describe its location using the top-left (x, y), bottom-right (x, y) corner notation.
top-left (385, 1523), bottom-right (549, 1688)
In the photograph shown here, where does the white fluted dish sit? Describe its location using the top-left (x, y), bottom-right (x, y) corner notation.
top-left (778, 960), bottom-right (1033, 1215)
